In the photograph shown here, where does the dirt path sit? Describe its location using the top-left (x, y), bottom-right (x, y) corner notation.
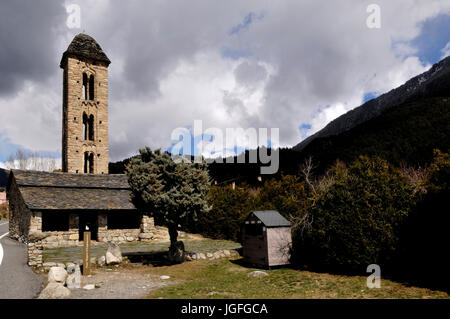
top-left (68, 267), bottom-right (175, 299)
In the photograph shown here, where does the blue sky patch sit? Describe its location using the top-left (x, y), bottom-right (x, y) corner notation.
top-left (363, 91), bottom-right (379, 103)
top-left (229, 12), bottom-right (264, 36)
top-left (411, 14), bottom-right (450, 64)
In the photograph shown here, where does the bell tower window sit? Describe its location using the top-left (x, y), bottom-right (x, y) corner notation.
top-left (89, 75), bottom-right (95, 100)
top-left (84, 152), bottom-right (94, 174)
top-left (82, 113), bottom-right (88, 140)
top-left (82, 113), bottom-right (95, 141)
top-left (82, 73), bottom-right (88, 100)
top-left (88, 115), bottom-right (95, 141)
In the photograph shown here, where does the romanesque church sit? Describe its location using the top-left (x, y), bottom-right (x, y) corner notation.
top-left (6, 34), bottom-right (153, 267)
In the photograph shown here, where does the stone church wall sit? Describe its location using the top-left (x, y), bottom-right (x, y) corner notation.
top-left (7, 178), bottom-right (32, 243)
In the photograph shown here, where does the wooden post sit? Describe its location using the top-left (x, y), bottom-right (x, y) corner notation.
top-left (83, 231), bottom-right (91, 276)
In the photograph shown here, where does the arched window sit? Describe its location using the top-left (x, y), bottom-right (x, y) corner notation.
top-left (84, 152), bottom-right (94, 174)
top-left (88, 115), bottom-right (95, 141)
top-left (89, 75), bottom-right (95, 100)
top-left (82, 113), bottom-right (88, 140)
top-left (82, 73), bottom-right (88, 100)
top-left (89, 153), bottom-right (94, 173)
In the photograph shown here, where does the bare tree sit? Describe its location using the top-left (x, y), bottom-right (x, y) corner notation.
top-left (300, 156), bottom-right (317, 194)
top-left (5, 151), bottom-right (59, 172)
top-left (400, 164), bottom-right (429, 194)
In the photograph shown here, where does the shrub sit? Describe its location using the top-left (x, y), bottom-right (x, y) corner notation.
top-left (399, 150), bottom-right (450, 290)
top-left (0, 204), bottom-right (8, 220)
top-left (253, 174), bottom-right (308, 220)
top-left (292, 156), bottom-right (415, 273)
top-left (198, 175), bottom-right (308, 242)
top-left (195, 185), bottom-right (253, 242)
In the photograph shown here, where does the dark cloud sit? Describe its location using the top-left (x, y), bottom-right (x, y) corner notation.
top-left (0, 0), bottom-right (66, 96)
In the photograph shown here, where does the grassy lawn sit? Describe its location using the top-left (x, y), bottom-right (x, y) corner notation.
top-left (145, 258), bottom-right (450, 299)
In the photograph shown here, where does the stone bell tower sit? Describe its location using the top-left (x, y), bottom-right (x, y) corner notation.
top-left (60, 33), bottom-right (111, 174)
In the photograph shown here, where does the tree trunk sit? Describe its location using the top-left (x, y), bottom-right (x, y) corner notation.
top-left (168, 223), bottom-right (178, 248)
top-left (167, 223), bottom-right (185, 264)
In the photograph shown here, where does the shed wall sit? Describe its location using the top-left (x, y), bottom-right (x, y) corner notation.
top-left (267, 227), bottom-right (292, 266)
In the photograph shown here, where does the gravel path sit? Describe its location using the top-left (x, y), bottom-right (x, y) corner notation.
top-left (67, 267), bottom-right (174, 299)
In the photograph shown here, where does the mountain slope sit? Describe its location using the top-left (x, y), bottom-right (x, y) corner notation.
top-left (293, 96), bottom-right (450, 172)
top-left (294, 56), bottom-right (450, 152)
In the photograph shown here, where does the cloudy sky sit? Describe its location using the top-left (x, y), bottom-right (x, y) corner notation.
top-left (0, 0), bottom-right (449, 166)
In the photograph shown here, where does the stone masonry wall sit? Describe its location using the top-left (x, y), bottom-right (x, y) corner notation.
top-left (62, 56), bottom-right (109, 174)
top-left (13, 209), bottom-right (155, 266)
top-left (7, 178), bottom-right (31, 242)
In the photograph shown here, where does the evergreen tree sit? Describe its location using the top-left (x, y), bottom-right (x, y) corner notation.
top-left (127, 147), bottom-right (210, 262)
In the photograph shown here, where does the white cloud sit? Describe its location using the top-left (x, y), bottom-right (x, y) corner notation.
top-left (441, 42), bottom-right (450, 59)
top-left (0, 0), bottom-right (449, 161)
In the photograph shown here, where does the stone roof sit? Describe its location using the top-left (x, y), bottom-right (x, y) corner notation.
top-left (250, 211), bottom-right (291, 227)
top-left (13, 170), bottom-right (129, 189)
top-left (9, 170), bottom-right (136, 211)
top-left (60, 33), bottom-right (111, 68)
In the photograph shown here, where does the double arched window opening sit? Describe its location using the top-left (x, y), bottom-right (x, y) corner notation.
top-left (84, 152), bottom-right (94, 174)
top-left (82, 113), bottom-right (95, 141)
top-left (82, 73), bottom-right (95, 101)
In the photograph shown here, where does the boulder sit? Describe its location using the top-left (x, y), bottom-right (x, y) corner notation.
top-left (66, 265), bottom-right (81, 289)
top-left (66, 263), bottom-right (76, 274)
top-left (168, 241), bottom-right (185, 264)
top-left (198, 253), bottom-right (206, 260)
top-left (248, 271), bottom-right (269, 278)
top-left (48, 267), bottom-right (68, 284)
top-left (97, 256), bottom-right (106, 266)
top-left (106, 243), bottom-right (123, 265)
top-left (38, 283), bottom-right (71, 299)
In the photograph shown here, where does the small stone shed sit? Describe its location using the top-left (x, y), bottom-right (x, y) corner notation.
top-left (242, 210), bottom-right (292, 268)
top-left (7, 170), bottom-right (153, 251)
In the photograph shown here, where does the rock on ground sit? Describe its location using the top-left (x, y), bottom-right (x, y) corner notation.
top-left (248, 271), bottom-right (269, 278)
top-left (66, 265), bottom-right (81, 289)
top-left (48, 267), bottom-right (68, 284)
top-left (98, 255), bottom-right (106, 266)
top-left (106, 243), bottom-right (123, 265)
top-left (38, 283), bottom-right (71, 299)
top-left (83, 284), bottom-right (95, 290)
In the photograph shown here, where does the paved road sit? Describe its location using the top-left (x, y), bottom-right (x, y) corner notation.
top-left (0, 222), bottom-right (44, 299)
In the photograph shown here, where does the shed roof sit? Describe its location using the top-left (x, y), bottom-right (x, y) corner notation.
top-left (251, 210), bottom-right (291, 227)
top-left (9, 170), bottom-right (136, 211)
top-left (60, 33), bottom-right (111, 68)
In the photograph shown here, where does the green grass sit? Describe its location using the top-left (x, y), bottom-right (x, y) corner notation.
top-left (145, 258), bottom-right (450, 299)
